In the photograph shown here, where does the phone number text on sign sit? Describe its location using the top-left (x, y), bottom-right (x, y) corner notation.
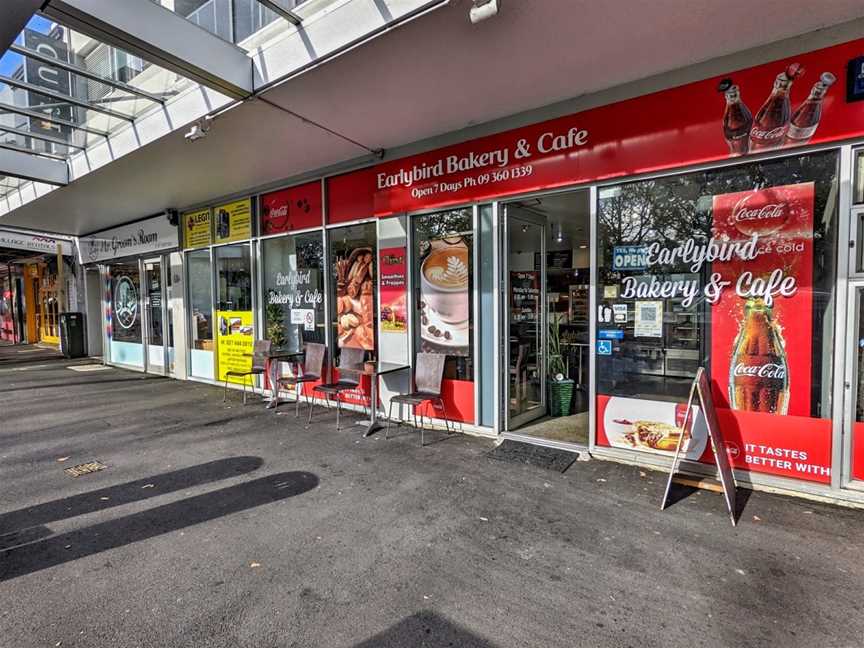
top-left (410, 164), bottom-right (534, 200)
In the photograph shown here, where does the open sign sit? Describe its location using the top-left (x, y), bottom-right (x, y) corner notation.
top-left (612, 245), bottom-right (647, 271)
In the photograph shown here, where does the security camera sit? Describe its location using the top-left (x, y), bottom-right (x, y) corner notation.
top-left (469, 0), bottom-right (499, 24)
top-left (184, 117), bottom-right (212, 142)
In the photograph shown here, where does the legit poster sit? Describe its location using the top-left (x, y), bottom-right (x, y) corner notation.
top-left (216, 310), bottom-right (254, 383)
top-left (214, 199), bottom-right (252, 244)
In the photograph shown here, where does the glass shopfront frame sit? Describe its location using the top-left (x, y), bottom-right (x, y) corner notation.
top-left (172, 140), bottom-right (864, 498)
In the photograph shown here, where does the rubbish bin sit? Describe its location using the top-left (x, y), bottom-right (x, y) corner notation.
top-left (59, 312), bottom-right (86, 359)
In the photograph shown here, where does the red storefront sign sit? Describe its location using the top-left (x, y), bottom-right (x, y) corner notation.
top-left (261, 181), bottom-right (322, 234)
top-left (328, 37), bottom-right (864, 220)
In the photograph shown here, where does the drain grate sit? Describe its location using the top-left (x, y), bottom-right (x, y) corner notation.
top-left (64, 460), bottom-right (107, 477)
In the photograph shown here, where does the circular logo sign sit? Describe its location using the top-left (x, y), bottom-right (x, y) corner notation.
top-left (114, 276), bottom-right (138, 330)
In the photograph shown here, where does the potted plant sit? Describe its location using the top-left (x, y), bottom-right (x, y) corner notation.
top-left (547, 316), bottom-right (574, 417)
top-left (265, 300), bottom-right (288, 350)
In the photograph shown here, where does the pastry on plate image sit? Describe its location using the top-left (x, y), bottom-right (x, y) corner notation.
top-left (622, 420), bottom-right (688, 452)
top-left (603, 396), bottom-right (708, 460)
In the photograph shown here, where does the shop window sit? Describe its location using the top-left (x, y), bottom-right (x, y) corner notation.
top-left (595, 151), bottom-right (839, 484)
top-left (187, 249), bottom-right (214, 379)
top-left (328, 223), bottom-right (377, 362)
top-left (412, 209), bottom-right (474, 382)
top-left (109, 261), bottom-right (143, 366)
top-left (854, 149), bottom-right (864, 205)
top-left (262, 232), bottom-right (325, 351)
top-left (214, 244), bottom-right (254, 383)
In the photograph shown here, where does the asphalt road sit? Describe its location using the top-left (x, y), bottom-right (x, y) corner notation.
top-left (1, 349), bottom-right (863, 647)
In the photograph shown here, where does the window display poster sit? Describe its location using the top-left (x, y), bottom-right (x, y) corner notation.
top-left (335, 247), bottom-right (375, 350)
top-left (183, 208), bottom-right (211, 249)
top-left (216, 310), bottom-right (254, 383)
top-left (419, 238), bottom-right (470, 357)
top-left (634, 301), bottom-right (663, 337)
top-left (710, 182), bottom-right (814, 417)
top-left (379, 246), bottom-right (407, 333)
top-left (612, 304), bottom-right (628, 323)
top-left (214, 199), bottom-right (252, 244)
top-left (261, 181), bottom-right (323, 235)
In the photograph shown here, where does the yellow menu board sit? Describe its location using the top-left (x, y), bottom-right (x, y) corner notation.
top-left (183, 208), bottom-right (211, 249)
top-left (213, 198), bottom-right (252, 244)
top-left (215, 310), bottom-right (254, 383)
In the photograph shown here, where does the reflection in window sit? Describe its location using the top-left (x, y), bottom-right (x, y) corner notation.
top-left (215, 244), bottom-right (252, 312)
top-left (596, 151), bottom-right (839, 418)
top-left (262, 232), bottom-right (325, 351)
top-left (412, 209), bottom-right (474, 381)
top-left (187, 249), bottom-right (213, 352)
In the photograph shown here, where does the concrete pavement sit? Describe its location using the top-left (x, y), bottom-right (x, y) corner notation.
top-left (1, 352), bottom-right (863, 647)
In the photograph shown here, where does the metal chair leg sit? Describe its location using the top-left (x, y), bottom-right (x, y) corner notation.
top-left (336, 395), bottom-right (342, 431)
top-left (419, 407), bottom-right (425, 447)
top-left (241, 378), bottom-right (247, 405)
top-left (307, 389), bottom-right (317, 427)
top-left (223, 378), bottom-right (229, 402)
top-left (437, 398), bottom-right (452, 434)
top-left (295, 383), bottom-right (302, 418)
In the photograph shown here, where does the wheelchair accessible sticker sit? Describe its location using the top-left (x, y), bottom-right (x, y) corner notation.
top-left (597, 340), bottom-right (613, 355)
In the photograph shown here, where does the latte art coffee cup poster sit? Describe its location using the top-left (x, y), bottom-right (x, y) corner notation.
top-left (419, 238), bottom-right (470, 357)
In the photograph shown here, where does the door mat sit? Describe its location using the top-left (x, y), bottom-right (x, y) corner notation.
top-left (486, 440), bottom-right (578, 473)
top-left (64, 460), bottom-right (107, 477)
top-left (67, 365), bottom-right (111, 372)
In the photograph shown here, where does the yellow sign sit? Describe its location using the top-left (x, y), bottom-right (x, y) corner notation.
top-left (213, 198), bottom-right (252, 244)
top-left (216, 310), bottom-right (254, 383)
top-left (183, 208), bottom-right (211, 249)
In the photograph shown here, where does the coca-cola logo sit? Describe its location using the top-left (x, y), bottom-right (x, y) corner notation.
top-left (268, 204), bottom-right (288, 219)
top-left (750, 125), bottom-right (787, 141)
top-left (733, 363), bottom-right (786, 380)
top-left (730, 194), bottom-right (788, 236)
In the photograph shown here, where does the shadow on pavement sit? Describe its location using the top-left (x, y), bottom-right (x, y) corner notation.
top-left (353, 611), bottom-right (498, 648)
top-left (0, 471), bottom-right (318, 582)
top-left (0, 377), bottom-right (164, 393)
top-left (0, 456), bottom-right (264, 533)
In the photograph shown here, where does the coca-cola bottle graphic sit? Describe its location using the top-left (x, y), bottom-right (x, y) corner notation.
top-left (749, 63), bottom-right (803, 151)
top-left (721, 83), bottom-right (753, 155)
top-left (784, 72), bottom-right (836, 146)
top-left (728, 297), bottom-right (790, 414)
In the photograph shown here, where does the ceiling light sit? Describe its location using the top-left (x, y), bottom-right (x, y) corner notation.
top-left (470, 0), bottom-right (500, 24)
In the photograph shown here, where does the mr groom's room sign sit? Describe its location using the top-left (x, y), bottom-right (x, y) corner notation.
top-left (79, 215), bottom-right (179, 264)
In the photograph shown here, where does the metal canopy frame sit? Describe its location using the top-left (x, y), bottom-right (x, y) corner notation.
top-left (0, 102), bottom-right (109, 138)
top-left (258, 0), bottom-right (303, 25)
top-left (0, 124), bottom-right (86, 150)
top-left (0, 146), bottom-right (69, 185)
top-left (0, 141), bottom-right (69, 161)
top-left (0, 73), bottom-right (134, 122)
top-left (41, 0), bottom-right (255, 100)
top-left (8, 42), bottom-right (166, 105)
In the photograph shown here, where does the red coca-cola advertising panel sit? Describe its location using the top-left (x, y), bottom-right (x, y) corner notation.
top-left (261, 181), bottom-right (322, 235)
top-left (328, 38), bottom-right (862, 221)
top-left (853, 423), bottom-right (864, 482)
top-left (710, 183), bottom-right (815, 417)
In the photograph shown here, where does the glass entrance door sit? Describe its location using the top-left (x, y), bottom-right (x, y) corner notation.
top-left (143, 258), bottom-right (166, 374)
top-left (504, 211), bottom-right (546, 429)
